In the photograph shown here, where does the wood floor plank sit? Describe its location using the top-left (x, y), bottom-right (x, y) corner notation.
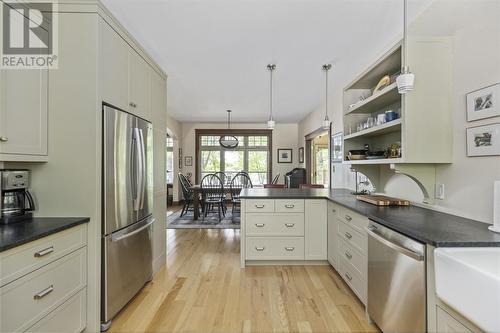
top-left (109, 229), bottom-right (379, 333)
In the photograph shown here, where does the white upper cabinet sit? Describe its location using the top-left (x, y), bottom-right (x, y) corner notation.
top-left (100, 20), bottom-right (129, 112)
top-left (0, 66), bottom-right (48, 160)
top-left (128, 50), bottom-right (151, 120)
top-left (100, 19), bottom-right (154, 121)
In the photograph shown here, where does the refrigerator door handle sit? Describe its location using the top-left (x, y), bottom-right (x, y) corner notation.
top-left (111, 217), bottom-right (155, 242)
top-left (138, 128), bottom-right (146, 209)
top-left (132, 128), bottom-right (143, 211)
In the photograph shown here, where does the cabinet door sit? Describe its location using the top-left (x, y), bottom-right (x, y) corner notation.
top-left (327, 202), bottom-right (339, 269)
top-left (100, 20), bottom-right (129, 111)
top-left (305, 200), bottom-right (327, 260)
top-left (128, 50), bottom-right (151, 120)
top-left (0, 66), bottom-right (48, 157)
top-left (436, 307), bottom-right (472, 333)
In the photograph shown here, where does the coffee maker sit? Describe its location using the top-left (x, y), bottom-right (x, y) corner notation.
top-left (0, 170), bottom-right (35, 224)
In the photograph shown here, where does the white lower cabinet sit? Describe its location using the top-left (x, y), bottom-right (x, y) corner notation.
top-left (26, 288), bottom-right (87, 333)
top-left (0, 225), bottom-right (87, 333)
top-left (242, 199), bottom-right (327, 264)
top-left (327, 202), bottom-right (339, 269)
top-left (436, 307), bottom-right (473, 333)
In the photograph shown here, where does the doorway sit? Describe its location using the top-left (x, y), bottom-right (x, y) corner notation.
top-left (305, 130), bottom-right (330, 187)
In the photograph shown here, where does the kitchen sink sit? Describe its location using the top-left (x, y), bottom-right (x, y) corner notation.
top-left (434, 247), bottom-right (500, 333)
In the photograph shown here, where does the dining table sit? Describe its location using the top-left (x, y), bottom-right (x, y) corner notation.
top-left (189, 184), bottom-right (255, 220)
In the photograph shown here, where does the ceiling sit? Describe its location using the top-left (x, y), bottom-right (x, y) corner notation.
top-left (101, 0), bottom-right (429, 123)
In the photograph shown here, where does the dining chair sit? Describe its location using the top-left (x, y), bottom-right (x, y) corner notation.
top-left (230, 172), bottom-right (253, 219)
top-left (271, 173), bottom-right (280, 184)
top-left (263, 184), bottom-right (286, 189)
top-left (178, 173), bottom-right (197, 217)
top-left (201, 174), bottom-right (226, 222)
top-left (299, 184), bottom-right (325, 189)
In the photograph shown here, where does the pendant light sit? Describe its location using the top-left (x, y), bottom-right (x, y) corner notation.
top-left (267, 64), bottom-right (276, 129)
top-left (322, 64), bottom-right (332, 129)
top-left (219, 110), bottom-right (239, 149)
top-left (396, 0), bottom-right (415, 94)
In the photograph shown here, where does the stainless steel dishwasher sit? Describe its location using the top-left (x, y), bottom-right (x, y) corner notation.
top-left (366, 220), bottom-right (426, 333)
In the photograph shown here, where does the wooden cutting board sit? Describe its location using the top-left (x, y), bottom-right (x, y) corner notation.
top-left (356, 195), bottom-right (410, 206)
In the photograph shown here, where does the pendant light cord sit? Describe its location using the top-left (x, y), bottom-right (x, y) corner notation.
top-left (403, 0), bottom-right (408, 70)
top-left (267, 64), bottom-right (275, 121)
top-left (322, 64), bottom-right (332, 121)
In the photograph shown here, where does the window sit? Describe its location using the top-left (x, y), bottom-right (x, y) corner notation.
top-left (196, 130), bottom-right (272, 185)
top-left (166, 136), bottom-right (174, 184)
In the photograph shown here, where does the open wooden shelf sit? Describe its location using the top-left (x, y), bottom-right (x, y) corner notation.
top-left (344, 118), bottom-right (402, 140)
top-left (343, 158), bottom-right (403, 165)
top-left (345, 83), bottom-right (399, 115)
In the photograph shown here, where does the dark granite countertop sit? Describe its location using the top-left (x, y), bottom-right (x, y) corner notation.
top-left (240, 188), bottom-right (500, 247)
top-left (0, 217), bottom-right (90, 252)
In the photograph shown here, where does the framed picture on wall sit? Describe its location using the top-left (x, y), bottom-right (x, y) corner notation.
top-left (466, 123), bottom-right (500, 156)
top-left (331, 132), bottom-right (343, 163)
top-left (277, 148), bottom-right (293, 163)
top-left (298, 147), bottom-right (304, 163)
top-left (466, 83), bottom-right (500, 121)
top-left (185, 156), bottom-right (193, 166)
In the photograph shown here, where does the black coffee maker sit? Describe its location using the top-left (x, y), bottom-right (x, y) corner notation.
top-left (0, 170), bottom-right (35, 224)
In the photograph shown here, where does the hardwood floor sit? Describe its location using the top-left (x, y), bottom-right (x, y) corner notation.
top-left (109, 229), bottom-right (378, 333)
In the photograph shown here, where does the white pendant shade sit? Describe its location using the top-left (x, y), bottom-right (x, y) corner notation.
top-left (267, 119), bottom-right (275, 129)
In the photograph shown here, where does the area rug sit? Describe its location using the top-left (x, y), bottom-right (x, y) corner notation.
top-left (167, 209), bottom-right (240, 229)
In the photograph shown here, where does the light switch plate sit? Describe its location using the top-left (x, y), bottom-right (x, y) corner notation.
top-left (435, 184), bottom-right (445, 200)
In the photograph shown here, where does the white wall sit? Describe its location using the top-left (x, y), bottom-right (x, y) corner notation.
top-left (298, 0), bottom-right (500, 224)
top-left (179, 122), bottom-right (299, 185)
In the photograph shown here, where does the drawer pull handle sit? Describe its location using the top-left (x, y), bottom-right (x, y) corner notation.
top-left (285, 223), bottom-right (295, 228)
top-left (129, 102), bottom-right (137, 108)
top-left (285, 247), bottom-right (295, 251)
top-left (345, 215), bottom-right (352, 221)
top-left (285, 204), bottom-right (295, 209)
top-left (344, 273), bottom-right (353, 281)
top-left (34, 246), bottom-right (54, 258)
top-left (255, 223), bottom-right (265, 228)
top-left (34, 285), bottom-right (54, 300)
top-left (254, 204), bottom-right (265, 209)
top-left (345, 251), bottom-right (352, 260)
top-left (345, 232), bottom-right (353, 239)
top-left (332, 209), bottom-right (336, 213)
top-left (255, 247), bottom-right (265, 251)
top-left (0, 136), bottom-right (8, 142)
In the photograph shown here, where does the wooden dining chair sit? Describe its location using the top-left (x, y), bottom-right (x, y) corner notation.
top-left (263, 184), bottom-right (286, 189)
top-left (271, 173), bottom-right (280, 184)
top-left (229, 172), bottom-right (253, 220)
top-left (201, 174), bottom-right (226, 222)
top-left (178, 173), bottom-right (197, 217)
top-left (299, 184), bottom-right (325, 189)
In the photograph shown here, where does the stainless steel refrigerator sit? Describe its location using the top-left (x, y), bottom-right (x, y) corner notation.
top-left (101, 104), bottom-right (154, 330)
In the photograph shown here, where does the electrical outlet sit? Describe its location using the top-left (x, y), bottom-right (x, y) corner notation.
top-left (435, 184), bottom-right (445, 200)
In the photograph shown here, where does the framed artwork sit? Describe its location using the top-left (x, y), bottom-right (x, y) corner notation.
top-left (298, 147), bottom-right (304, 163)
top-left (331, 132), bottom-right (343, 163)
top-left (466, 83), bottom-right (500, 121)
top-left (277, 148), bottom-right (293, 163)
top-left (466, 123), bottom-right (500, 156)
top-left (185, 156), bottom-right (193, 166)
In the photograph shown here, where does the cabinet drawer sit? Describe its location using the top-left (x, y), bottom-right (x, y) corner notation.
top-left (245, 199), bottom-right (275, 213)
top-left (274, 199), bottom-right (304, 213)
top-left (0, 224), bottom-right (87, 287)
top-left (339, 208), bottom-right (369, 235)
top-left (0, 247), bottom-right (87, 333)
top-left (340, 257), bottom-right (367, 305)
top-left (328, 201), bottom-right (341, 219)
top-left (26, 288), bottom-right (86, 333)
top-left (246, 237), bottom-right (304, 260)
top-left (339, 222), bottom-right (367, 254)
top-left (246, 214), bottom-right (304, 236)
top-left (339, 238), bottom-right (367, 278)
